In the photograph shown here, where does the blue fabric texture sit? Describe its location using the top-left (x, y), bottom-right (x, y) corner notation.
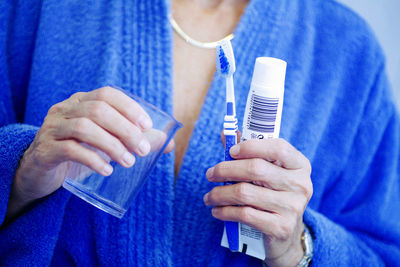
top-left (0, 0), bottom-right (399, 266)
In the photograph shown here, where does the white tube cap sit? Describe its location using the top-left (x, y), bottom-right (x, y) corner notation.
top-left (251, 57), bottom-right (287, 89)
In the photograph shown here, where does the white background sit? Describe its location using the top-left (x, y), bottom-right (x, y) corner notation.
top-left (337, 0), bottom-right (400, 107)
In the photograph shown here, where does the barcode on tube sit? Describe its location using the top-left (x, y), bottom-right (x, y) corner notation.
top-left (247, 94), bottom-right (279, 133)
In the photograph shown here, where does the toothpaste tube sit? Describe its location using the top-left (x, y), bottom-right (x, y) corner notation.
top-left (221, 57), bottom-right (287, 260)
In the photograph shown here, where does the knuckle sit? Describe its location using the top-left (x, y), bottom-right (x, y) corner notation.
top-left (235, 183), bottom-right (251, 204)
top-left (239, 207), bottom-right (254, 223)
top-left (300, 195), bottom-right (310, 213)
top-left (108, 140), bottom-right (125, 157)
top-left (305, 179), bottom-right (314, 199)
top-left (48, 103), bottom-right (64, 115)
top-left (103, 86), bottom-right (115, 91)
top-left (61, 141), bottom-right (76, 158)
top-left (276, 221), bottom-right (293, 240)
top-left (276, 146), bottom-right (290, 162)
top-left (304, 158), bottom-right (312, 174)
top-left (70, 92), bottom-right (85, 101)
top-left (41, 117), bottom-right (56, 131)
top-left (295, 176), bottom-right (313, 200)
top-left (73, 118), bottom-right (90, 137)
top-left (89, 101), bottom-right (107, 119)
top-left (288, 201), bottom-right (303, 215)
top-left (298, 182), bottom-right (309, 197)
top-left (235, 183), bottom-right (252, 204)
top-left (214, 162), bottom-right (227, 177)
top-left (248, 158), bottom-right (265, 177)
top-left (96, 87), bottom-right (113, 100)
top-left (83, 153), bottom-right (100, 170)
top-left (36, 133), bottom-right (51, 148)
top-left (119, 124), bottom-right (135, 142)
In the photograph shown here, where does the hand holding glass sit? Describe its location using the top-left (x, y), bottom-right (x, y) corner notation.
top-left (63, 91), bottom-right (182, 218)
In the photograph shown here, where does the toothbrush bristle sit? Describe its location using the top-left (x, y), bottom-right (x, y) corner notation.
top-left (217, 40), bottom-right (235, 77)
top-left (218, 46), bottom-right (230, 75)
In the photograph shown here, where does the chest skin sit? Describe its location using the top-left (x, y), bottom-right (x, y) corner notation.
top-left (172, 0), bottom-right (248, 176)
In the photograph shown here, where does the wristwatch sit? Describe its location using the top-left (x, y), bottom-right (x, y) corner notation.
top-left (295, 224), bottom-right (314, 267)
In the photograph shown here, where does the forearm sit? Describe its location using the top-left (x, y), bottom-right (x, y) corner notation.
top-left (3, 145), bottom-right (49, 224)
top-left (0, 124), bottom-right (38, 224)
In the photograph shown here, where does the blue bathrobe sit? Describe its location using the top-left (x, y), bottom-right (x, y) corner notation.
top-left (0, 0), bottom-right (399, 266)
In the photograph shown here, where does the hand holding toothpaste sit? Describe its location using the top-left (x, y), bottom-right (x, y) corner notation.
top-left (204, 138), bottom-right (313, 267)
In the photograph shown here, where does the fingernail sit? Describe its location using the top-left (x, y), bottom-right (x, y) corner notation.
top-left (206, 167), bottom-right (214, 179)
top-left (122, 152), bottom-right (135, 167)
top-left (230, 145), bottom-right (240, 156)
top-left (103, 164), bottom-right (113, 176)
top-left (138, 115), bottom-right (152, 130)
top-left (211, 207), bottom-right (219, 216)
top-left (203, 193), bottom-right (209, 203)
top-left (137, 139), bottom-right (151, 156)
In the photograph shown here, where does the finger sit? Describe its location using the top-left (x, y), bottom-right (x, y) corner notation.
top-left (143, 128), bottom-right (168, 152)
top-left (229, 138), bottom-right (310, 170)
top-left (52, 140), bottom-right (114, 176)
top-left (73, 86), bottom-right (153, 130)
top-left (211, 206), bottom-right (292, 240)
top-left (204, 183), bottom-right (292, 212)
top-left (220, 130), bottom-right (242, 148)
top-left (206, 158), bottom-right (296, 191)
top-left (54, 117), bottom-right (140, 168)
top-left (60, 100), bottom-right (150, 154)
top-left (163, 139), bottom-right (175, 153)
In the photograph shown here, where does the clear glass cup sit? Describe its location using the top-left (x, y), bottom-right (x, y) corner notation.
top-left (62, 91), bottom-right (182, 218)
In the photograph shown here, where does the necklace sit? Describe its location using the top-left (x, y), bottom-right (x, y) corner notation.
top-left (169, 14), bottom-right (234, 49)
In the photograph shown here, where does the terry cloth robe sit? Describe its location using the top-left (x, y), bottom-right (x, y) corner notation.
top-left (0, 0), bottom-right (399, 266)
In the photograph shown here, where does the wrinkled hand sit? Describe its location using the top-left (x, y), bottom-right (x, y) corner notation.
top-left (203, 138), bottom-right (313, 267)
top-left (8, 87), bottom-right (173, 220)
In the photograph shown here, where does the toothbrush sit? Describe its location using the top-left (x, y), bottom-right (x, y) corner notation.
top-left (216, 39), bottom-right (239, 252)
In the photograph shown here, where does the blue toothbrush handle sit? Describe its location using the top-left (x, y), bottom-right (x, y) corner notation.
top-left (225, 134), bottom-right (237, 162)
top-left (224, 134), bottom-right (239, 251)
